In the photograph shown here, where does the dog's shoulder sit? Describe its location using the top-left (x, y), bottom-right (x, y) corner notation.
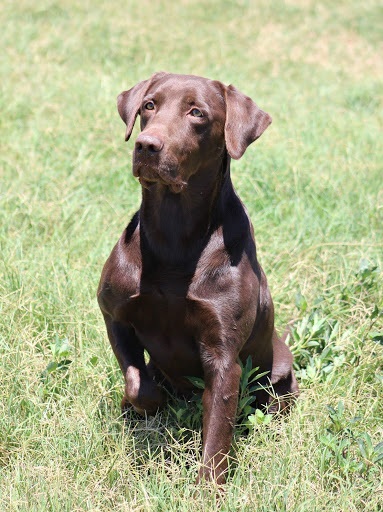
top-left (97, 212), bottom-right (141, 312)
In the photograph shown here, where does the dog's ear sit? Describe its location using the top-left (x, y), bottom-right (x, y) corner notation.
top-left (117, 79), bottom-right (150, 142)
top-left (117, 72), bottom-right (169, 141)
top-left (224, 84), bottom-right (272, 160)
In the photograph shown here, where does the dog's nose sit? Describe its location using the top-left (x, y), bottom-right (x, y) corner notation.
top-left (135, 134), bottom-right (163, 154)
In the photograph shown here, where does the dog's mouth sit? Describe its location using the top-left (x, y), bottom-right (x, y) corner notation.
top-left (138, 177), bottom-right (186, 194)
top-left (133, 163), bottom-right (187, 194)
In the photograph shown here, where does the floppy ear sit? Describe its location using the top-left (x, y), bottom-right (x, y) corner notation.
top-left (224, 84), bottom-right (272, 160)
top-left (117, 79), bottom-right (150, 142)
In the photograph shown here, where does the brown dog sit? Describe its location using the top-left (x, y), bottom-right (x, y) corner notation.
top-left (97, 72), bottom-right (298, 484)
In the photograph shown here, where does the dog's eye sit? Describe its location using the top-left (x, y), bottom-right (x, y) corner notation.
top-left (144, 101), bottom-right (155, 110)
top-left (190, 108), bottom-right (203, 118)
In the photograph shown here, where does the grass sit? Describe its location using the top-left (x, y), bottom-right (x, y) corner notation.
top-left (1, 0), bottom-right (382, 510)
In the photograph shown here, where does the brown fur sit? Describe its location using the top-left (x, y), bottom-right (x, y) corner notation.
top-left (98, 72), bottom-right (298, 484)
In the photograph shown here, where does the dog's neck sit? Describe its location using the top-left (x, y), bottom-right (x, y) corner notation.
top-left (139, 154), bottom-right (232, 264)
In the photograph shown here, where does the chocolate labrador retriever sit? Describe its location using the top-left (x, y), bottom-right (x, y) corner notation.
top-left (97, 72), bottom-right (298, 484)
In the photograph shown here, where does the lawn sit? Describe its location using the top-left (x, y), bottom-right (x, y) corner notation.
top-left (1, 0), bottom-right (382, 510)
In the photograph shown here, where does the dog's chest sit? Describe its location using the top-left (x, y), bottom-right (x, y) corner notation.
top-left (125, 292), bottom-right (203, 379)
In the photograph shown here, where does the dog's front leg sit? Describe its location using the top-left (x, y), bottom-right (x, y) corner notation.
top-left (102, 315), bottom-right (165, 415)
top-left (197, 350), bottom-right (242, 485)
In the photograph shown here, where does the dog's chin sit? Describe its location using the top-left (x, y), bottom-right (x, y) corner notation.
top-left (134, 164), bottom-right (186, 194)
top-left (138, 177), bottom-right (186, 194)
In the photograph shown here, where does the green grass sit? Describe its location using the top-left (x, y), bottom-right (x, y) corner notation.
top-left (1, 0), bottom-right (382, 510)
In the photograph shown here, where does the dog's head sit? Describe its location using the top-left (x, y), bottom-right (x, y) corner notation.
top-left (117, 72), bottom-right (271, 193)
